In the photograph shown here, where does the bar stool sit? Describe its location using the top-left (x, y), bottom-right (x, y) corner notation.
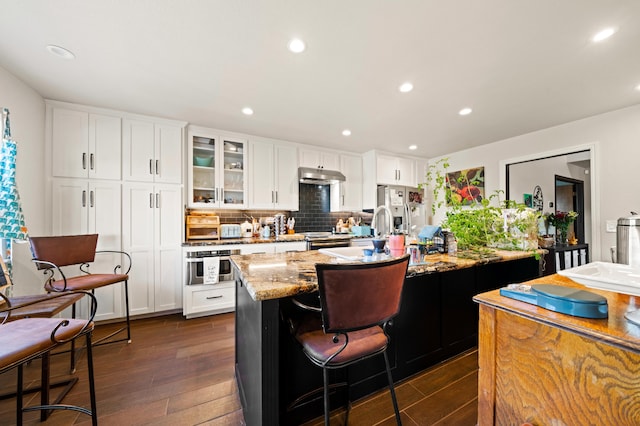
top-left (30, 233), bottom-right (132, 345)
top-left (291, 255), bottom-right (410, 425)
top-left (0, 290), bottom-right (98, 425)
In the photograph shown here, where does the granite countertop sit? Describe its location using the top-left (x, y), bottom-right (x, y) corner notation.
top-left (231, 249), bottom-right (541, 302)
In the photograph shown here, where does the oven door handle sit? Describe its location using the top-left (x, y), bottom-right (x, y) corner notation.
top-left (185, 256), bottom-right (227, 262)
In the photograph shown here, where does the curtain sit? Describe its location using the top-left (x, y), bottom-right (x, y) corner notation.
top-left (0, 108), bottom-right (28, 276)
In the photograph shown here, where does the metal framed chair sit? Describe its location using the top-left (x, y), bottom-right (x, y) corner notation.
top-left (0, 289), bottom-right (98, 425)
top-left (29, 233), bottom-right (132, 346)
top-left (291, 254), bottom-right (410, 425)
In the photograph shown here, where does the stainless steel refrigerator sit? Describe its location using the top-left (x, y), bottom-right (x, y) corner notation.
top-left (376, 185), bottom-right (426, 236)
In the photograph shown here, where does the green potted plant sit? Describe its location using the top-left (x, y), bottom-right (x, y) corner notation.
top-left (421, 158), bottom-right (541, 257)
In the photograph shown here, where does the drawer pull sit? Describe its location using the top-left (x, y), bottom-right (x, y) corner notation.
top-left (206, 295), bottom-right (223, 300)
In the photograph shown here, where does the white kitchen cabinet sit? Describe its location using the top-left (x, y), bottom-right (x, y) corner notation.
top-left (362, 150), bottom-right (425, 208)
top-left (50, 106), bottom-right (121, 180)
top-left (377, 154), bottom-right (417, 187)
top-left (248, 139), bottom-right (298, 210)
top-left (51, 178), bottom-right (123, 322)
top-left (188, 126), bottom-right (247, 208)
top-left (299, 147), bottom-right (340, 170)
top-left (331, 153), bottom-right (363, 212)
top-left (123, 182), bottom-right (183, 316)
top-left (184, 281), bottom-right (235, 319)
top-left (123, 118), bottom-right (183, 184)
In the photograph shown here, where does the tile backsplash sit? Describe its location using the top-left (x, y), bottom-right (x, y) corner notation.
top-left (196, 183), bottom-right (369, 233)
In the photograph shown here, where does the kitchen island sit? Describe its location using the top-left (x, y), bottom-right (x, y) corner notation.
top-left (232, 249), bottom-right (541, 425)
top-left (474, 273), bottom-right (640, 425)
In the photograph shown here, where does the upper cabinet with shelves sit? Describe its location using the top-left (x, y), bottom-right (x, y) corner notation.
top-left (187, 126), bottom-right (247, 208)
top-left (48, 103), bottom-right (122, 180)
top-left (122, 119), bottom-right (184, 184)
top-left (299, 147), bottom-right (340, 170)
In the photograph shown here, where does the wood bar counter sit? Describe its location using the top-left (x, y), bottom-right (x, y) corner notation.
top-left (474, 274), bottom-right (640, 426)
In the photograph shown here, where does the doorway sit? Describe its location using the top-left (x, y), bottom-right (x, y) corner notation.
top-left (555, 175), bottom-right (585, 243)
top-left (501, 145), bottom-right (596, 253)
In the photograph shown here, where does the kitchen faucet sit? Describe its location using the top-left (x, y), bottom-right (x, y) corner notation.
top-left (371, 205), bottom-right (394, 237)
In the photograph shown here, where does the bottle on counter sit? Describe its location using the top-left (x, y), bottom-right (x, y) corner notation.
top-left (447, 233), bottom-right (457, 256)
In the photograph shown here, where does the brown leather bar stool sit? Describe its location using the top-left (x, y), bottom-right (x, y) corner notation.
top-left (30, 233), bottom-right (132, 346)
top-left (292, 255), bottom-right (410, 425)
top-left (0, 290), bottom-right (98, 425)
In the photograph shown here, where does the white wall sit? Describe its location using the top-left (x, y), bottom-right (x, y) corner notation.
top-left (429, 103), bottom-right (640, 262)
top-left (0, 65), bottom-right (46, 295)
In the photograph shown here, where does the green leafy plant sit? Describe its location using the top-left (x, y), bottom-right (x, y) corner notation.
top-left (422, 159), bottom-right (541, 257)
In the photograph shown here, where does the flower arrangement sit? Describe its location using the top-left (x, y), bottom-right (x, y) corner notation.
top-left (546, 211), bottom-right (578, 244)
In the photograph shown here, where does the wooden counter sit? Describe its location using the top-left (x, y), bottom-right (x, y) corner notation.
top-left (474, 274), bottom-right (640, 425)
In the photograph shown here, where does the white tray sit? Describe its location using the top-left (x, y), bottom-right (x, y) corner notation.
top-left (558, 261), bottom-right (640, 296)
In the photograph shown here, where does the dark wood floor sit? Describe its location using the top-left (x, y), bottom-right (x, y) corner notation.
top-left (0, 313), bottom-right (478, 425)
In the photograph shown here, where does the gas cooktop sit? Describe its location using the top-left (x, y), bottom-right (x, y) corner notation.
top-left (303, 232), bottom-right (352, 241)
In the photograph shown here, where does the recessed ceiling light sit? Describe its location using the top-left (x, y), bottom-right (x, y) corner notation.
top-left (46, 44), bottom-right (75, 59)
top-left (409, 145), bottom-right (417, 150)
top-left (288, 38), bottom-right (306, 53)
top-left (459, 107), bottom-right (473, 116)
top-left (592, 27), bottom-right (616, 42)
top-left (242, 107), bottom-right (254, 116)
top-left (342, 129), bottom-right (351, 136)
top-left (399, 82), bottom-right (413, 93)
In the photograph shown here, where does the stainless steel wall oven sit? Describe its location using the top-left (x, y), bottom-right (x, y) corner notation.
top-left (185, 248), bottom-right (240, 285)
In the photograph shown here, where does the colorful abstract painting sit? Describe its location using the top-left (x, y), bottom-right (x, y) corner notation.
top-left (446, 166), bottom-right (485, 206)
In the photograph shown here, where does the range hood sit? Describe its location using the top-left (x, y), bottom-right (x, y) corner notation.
top-left (298, 167), bottom-right (346, 184)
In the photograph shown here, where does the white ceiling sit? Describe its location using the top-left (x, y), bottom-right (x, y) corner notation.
top-left (1, 1), bottom-right (639, 158)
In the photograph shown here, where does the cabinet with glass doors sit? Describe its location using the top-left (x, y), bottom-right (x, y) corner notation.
top-left (188, 126), bottom-right (247, 208)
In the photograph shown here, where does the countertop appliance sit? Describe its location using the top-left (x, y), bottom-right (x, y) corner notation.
top-left (220, 224), bottom-right (242, 239)
top-left (615, 213), bottom-right (640, 267)
top-left (303, 231), bottom-right (352, 250)
top-left (376, 185), bottom-right (426, 236)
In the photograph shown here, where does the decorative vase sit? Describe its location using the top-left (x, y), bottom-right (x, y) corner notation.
top-left (557, 228), bottom-right (568, 245)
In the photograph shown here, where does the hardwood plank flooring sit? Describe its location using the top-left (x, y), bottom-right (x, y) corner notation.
top-left (0, 313), bottom-right (478, 425)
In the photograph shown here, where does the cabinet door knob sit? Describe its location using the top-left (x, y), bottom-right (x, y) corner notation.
top-left (156, 193), bottom-right (160, 208)
top-left (90, 190), bottom-right (95, 208)
top-left (82, 153), bottom-right (87, 170)
top-left (149, 193), bottom-right (153, 209)
top-left (90, 153), bottom-right (95, 170)
top-left (149, 159), bottom-right (153, 175)
top-left (82, 190), bottom-right (87, 207)
top-left (156, 159), bottom-right (160, 175)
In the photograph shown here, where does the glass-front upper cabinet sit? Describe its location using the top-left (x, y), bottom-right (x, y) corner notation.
top-left (187, 126), bottom-right (247, 208)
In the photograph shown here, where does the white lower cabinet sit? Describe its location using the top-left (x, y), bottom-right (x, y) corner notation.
top-left (51, 178), bottom-right (123, 322)
top-left (184, 281), bottom-right (235, 319)
top-left (123, 182), bottom-right (183, 316)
